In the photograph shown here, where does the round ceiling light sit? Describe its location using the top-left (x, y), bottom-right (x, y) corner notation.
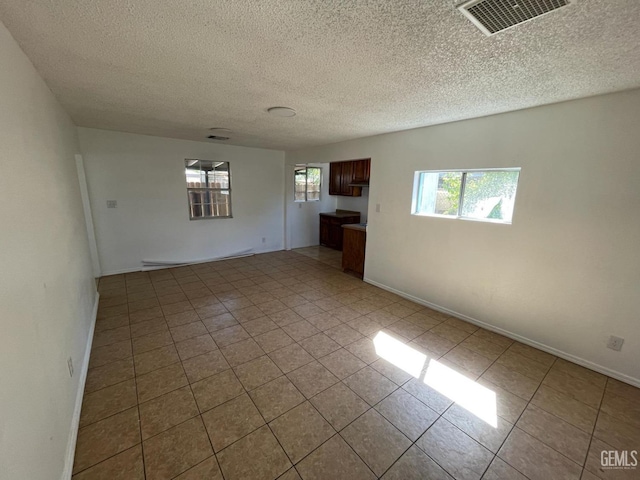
top-left (267, 107), bottom-right (296, 117)
top-left (209, 127), bottom-right (231, 133)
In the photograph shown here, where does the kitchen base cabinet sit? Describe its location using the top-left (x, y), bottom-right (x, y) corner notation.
top-left (319, 211), bottom-right (361, 250)
top-left (342, 225), bottom-right (366, 278)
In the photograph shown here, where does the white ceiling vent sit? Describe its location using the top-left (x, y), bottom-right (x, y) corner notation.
top-left (458, 0), bottom-right (572, 36)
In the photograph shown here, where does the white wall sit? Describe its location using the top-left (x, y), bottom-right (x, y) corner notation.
top-left (0, 21), bottom-right (96, 480)
top-left (286, 89), bottom-right (640, 386)
top-left (78, 128), bottom-right (285, 275)
top-left (286, 163), bottom-right (337, 249)
top-left (337, 188), bottom-right (369, 223)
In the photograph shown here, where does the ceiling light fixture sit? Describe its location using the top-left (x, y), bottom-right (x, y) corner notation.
top-left (267, 107), bottom-right (296, 117)
top-left (207, 127), bottom-right (231, 140)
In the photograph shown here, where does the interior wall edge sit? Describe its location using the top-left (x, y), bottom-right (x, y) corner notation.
top-left (60, 292), bottom-right (100, 480)
top-left (75, 154), bottom-right (101, 277)
top-left (364, 277), bottom-right (640, 389)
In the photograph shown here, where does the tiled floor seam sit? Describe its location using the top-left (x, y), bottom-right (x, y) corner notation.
top-left (416, 331), bottom-right (545, 479)
top-left (228, 355), bottom-right (308, 477)
top-left (580, 376), bottom-right (609, 479)
top-left (129, 333), bottom-right (148, 480)
top-left (309, 371), bottom-right (410, 477)
top-left (71, 331), bottom-right (142, 478)
top-left (409, 436), bottom-right (477, 480)
top-left (494, 356), bottom-right (592, 479)
top-left (536, 381), bottom-right (605, 429)
top-left (527, 386), bottom-right (598, 436)
top-left (71, 443), bottom-right (145, 477)
top-left (90, 251), bottom-right (633, 480)
top-left (270, 355), bottom-right (397, 476)
top-left (419, 354), bottom-right (502, 480)
top-left (77, 382), bottom-right (138, 429)
top-left (493, 357), bottom-right (560, 477)
top-left (195, 366), bottom-right (277, 470)
top-left (371, 431), bottom-right (427, 479)
top-left (334, 389), bottom-right (459, 480)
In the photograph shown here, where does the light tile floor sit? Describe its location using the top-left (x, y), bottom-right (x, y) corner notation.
top-left (73, 248), bottom-right (640, 479)
top-left (294, 245), bottom-right (342, 269)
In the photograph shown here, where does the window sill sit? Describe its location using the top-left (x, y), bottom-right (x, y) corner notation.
top-left (411, 212), bottom-right (512, 225)
top-left (189, 215), bottom-right (233, 220)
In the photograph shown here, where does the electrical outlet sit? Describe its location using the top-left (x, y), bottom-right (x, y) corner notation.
top-left (262, 237), bottom-right (266, 244)
top-left (607, 335), bottom-right (624, 351)
top-left (67, 357), bottom-right (74, 377)
top-left (375, 203), bottom-right (381, 213)
top-left (106, 200), bottom-right (117, 208)
top-left (298, 203), bottom-right (302, 209)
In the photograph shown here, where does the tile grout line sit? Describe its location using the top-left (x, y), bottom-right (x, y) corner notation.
top-left (381, 321), bottom-right (593, 479)
top-left (289, 350), bottom-right (426, 478)
top-left (191, 331), bottom-right (393, 476)
top-left (171, 280), bottom-right (220, 480)
top-left (449, 328), bottom-right (610, 475)
top-left (429, 330), bottom-right (509, 480)
top-left (497, 354), bottom-right (600, 479)
top-left (143, 256), bottom-right (293, 477)
top-left (456, 339), bottom-right (603, 478)
top-left (74, 280), bottom-right (144, 478)
top-left (385, 333), bottom-right (498, 480)
top-left (241, 368), bottom-right (304, 477)
top-left (86, 250), bottom-right (626, 480)
top-left (129, 320), bottom-right (148, 479)
top-left (124, 276), bottom-right (149, 480)
top-left (482, 356), bottom-right (561, 480)
top-left (417, 330), bottom-right (541, 477)
top-left (581, 376), bottom-right (609, 478)
top-left (89, 298), bottom-right (504, 476)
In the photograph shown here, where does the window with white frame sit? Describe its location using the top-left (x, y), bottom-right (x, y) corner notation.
top-left (184, 159), bottom-right (232, 219)
top-left (294, 166), bottom-right (322, 202)
top-left (412, 168), bottom-right (520, 224)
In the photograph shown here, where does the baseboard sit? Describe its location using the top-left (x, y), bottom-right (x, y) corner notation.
top-left (100, 247), bottom-right (286, 277)
top-left (100, 266), bottom-right (142, 276)
top-left (364, 277), bottom-right (640, 388)
top-left (61, 292), bottom-right (99, 480)
top-left (289, 242), bottom-right (321, 250)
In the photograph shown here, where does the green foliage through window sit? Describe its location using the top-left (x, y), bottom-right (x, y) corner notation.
top-left (414, 169), bottom-right (520, 223)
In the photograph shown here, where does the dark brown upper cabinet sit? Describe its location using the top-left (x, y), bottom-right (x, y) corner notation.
top-left (329, 158), bottom-right (370, 196)
top-left (329, 162), bottom-right (343, 196)
top-left (351, 159), bottom-right (370, 184)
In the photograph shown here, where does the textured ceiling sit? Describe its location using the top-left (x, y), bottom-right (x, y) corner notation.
top-left (1, 0), bottom-right (639, 150)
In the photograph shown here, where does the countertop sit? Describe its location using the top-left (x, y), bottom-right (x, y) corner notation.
top-left (319, 210), bottom-right (360, 218)
top-left (342, 223), bottom-right (367, 232)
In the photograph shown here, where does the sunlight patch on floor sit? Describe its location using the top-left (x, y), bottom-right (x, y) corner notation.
top-left (373, 330), bottom-right (426, 378)
top-left (423, 358), bottom-right (497, 427)
top-left (372, 330), bottom-right (497, 427)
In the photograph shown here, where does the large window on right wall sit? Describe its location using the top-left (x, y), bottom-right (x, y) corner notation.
top-left (412, 168), bottom-right (521, 224)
